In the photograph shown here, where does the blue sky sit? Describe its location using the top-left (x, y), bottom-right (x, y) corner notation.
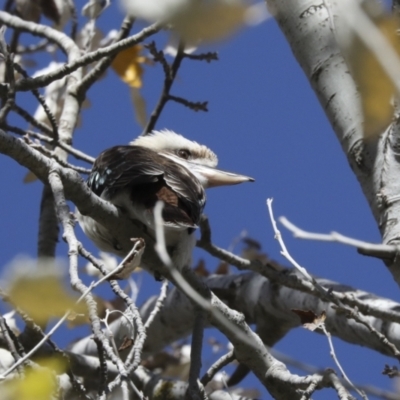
top-left (0, 3), bottom-right (397, 399)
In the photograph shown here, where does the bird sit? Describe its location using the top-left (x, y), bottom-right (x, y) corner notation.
top-left (77, 129), bottom-right (254, 275)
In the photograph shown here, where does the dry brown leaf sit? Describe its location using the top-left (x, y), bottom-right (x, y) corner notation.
top-left (118, 336), bottom-right (134, 351)
top-left (215, 261), bottom-right (229, 275)
top-left (194, 259), bottom-right (209, 277)
top-left (23, 171), bottom-right (38, 183)
top-left (292, 309), bottom-right (326, 331)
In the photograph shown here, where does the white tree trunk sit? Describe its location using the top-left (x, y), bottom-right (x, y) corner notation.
top-left (266, 0), bottom-right (400, 286)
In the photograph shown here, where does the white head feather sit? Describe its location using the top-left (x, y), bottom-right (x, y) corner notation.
top-left (130, 129), bottom-right (218, 167)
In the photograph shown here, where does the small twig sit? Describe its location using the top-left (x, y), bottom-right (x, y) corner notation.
top-left (0, 46), bottom-right (15, 123)
top-left (187, 309), bottom-right (206, 400)
top-left (269, 202), bottom-right (400, 361)
top-left (93, 337), bottom-right (108, 398)
top-left (12, 21), bottom-right (161, 92)
top-left (168, 95), bottom-right (208, 112)
top-left (338, 305), bottom-right (400, 360)
top-left (280, 216), bottom-right (399, 260)
top-left (9, 30), bottom-right (20, 57)
top-left (67, 0), bottom-right (78, 40)
top-left (272, 348), bottom-right (397, 400)
top-left (16, 39), bottom-right (49, 54)
top-left (144, 279), bottom-right (168, 331)
top-left (37, 182), bottom-right (59, 259)
top-left (12, 103), bottom-right (53, 136)
top-left (267, 199), bottom-right (314, 282)
top-left (142, 41), bottom-right (186, 135)
top-left (200, 350), bottom-right (235, 386)
top-left (268, 200), bottom-right (400, 394)
top-left (13, 62), bottom-right (59, 140)
top-left (267, 199), bottom-right (344, 303)
top-left (5, 124), bottom-right (95, 163)
top-left (184, 52), bottom-right (219, 63)
top-left (321, 324), bottom-right (367, 400)
top-left (27, 140), bottom-right (91, 174)
top-left (146, 41), bottom-right (169, 74)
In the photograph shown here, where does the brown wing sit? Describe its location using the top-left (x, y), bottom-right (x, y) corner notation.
top-left (88, 145), bottom-right (206, 227)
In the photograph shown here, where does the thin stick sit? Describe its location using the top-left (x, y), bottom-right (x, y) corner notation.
top-left (187, 309), bottom-right (206, 400)
top-left (200, 350), bottom-right (235, 386)
top-left (142, 41), bottom-right (186, 135)
top-left (321, 324), bottom-right (366, 400)
top-left (280, 216), bottom-right (397, 256)
top-left (144, 279), bottom-right (168, 330)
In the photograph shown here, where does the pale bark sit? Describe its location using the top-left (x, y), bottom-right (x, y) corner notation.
top-left (70, 272), bottom-right (400, 360)
top-left (267, 0), bottom-right (400, 286)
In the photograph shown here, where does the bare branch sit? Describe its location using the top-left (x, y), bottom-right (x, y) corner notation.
top-left (187, 309), bottom-right (206, 400)
top-left (13, 22), bottom-right (161, 92)
top-left (11, 104), bottom-right (53, 136)
top-left (321, 324), bottom-right (366, 399)
top-left (142, 41), bottom-right (186, 135)
top-left (13, 62), bottom-right (59, 140)
top-left (143, 279), bottom-right (168, 331)
top-left (280, 216), bottom-right (399, 260)
top-left (37, 183), bottom-right (59, 258)
top-left (184, 52), bottom-right (219, 62)
top-left (201, 350), bottom-right (235, 387)
top-left (4, 124), bottom-right (95, 163)
top-left (168, 95), bottom-right (208, 112)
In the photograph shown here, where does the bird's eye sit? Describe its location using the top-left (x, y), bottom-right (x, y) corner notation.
top-left (178, 149), bottom-right (191, 160)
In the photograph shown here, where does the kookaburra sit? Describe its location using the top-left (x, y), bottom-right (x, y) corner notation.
top-left (78, 130), bottom-right (253, 272)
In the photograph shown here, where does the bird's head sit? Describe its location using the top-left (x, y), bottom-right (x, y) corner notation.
top-left (131, 129), bottom-right (254, 188)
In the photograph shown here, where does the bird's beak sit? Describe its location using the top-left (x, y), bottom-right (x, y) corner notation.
top-left (191, 164), bottom-right (254, 188)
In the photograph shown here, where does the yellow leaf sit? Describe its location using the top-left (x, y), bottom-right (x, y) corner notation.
top-left (173, 2), bottom-right (248, 43)
top-left (9, 271), bottom-right (85, 325)
top-left (7, 357), bottom-right (66, 400)
top-left (112, 45), bottom-right (146, 88)
top-left (346, 15), bottom-right (400, 138)
top-left (130, 87), bottom-right (147, 127)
